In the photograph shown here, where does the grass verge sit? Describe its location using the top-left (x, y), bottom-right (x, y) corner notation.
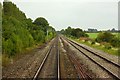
top-left (69, 38), bottom-right (119, 56)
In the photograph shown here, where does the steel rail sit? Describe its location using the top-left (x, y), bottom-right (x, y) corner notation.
top-left (63, 37), bottom-right (120, 79)
top-left (68, 39), bottom-right (120, 67)
top-left (60, 37), bottom-right (92, 80)
top-left (57, 37), bottom-right (60, 80)
top-left (32, 44), bottom-right (53, 80)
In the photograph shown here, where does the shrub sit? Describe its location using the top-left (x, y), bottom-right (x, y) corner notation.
top-left (110, 37), bottom-right (120, 48)
top-left (104, 43), bottom-right (112, 50)
top-left (96, 32), bottom-right (114, 43)
top-left (91, 41), bottom-right (95, 45)
top-left (118, 48), bottom-right (120, 56)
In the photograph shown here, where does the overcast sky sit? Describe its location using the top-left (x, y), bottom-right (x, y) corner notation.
top-left (1, 0), bottom-right (119, 31)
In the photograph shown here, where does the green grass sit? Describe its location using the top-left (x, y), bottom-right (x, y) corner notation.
top-left (112, 33), bottom-right (120, 37)
top-left (86, 33), bottom-right (99, 39)
top-left (87, 32), bottom-right (119, 39)
top-left (80, 32), bottom-right (120, 56)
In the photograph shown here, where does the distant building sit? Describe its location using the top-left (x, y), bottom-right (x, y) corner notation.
top-left (88, 28), bottom-right (97, 32)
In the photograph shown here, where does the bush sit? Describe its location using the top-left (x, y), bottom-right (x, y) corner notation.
top-left (118, 48), bottom-right (120, 56)
top-left (110, 37), bottom-right (120, 48)
top-left (91, 41), bottom-right (95, 45)
top-left (96, 32), bottom-right (114, 43)
top-left (3, 39), bottom-right (14, 56)
top-left (104, 43), bottom-right (112, 50)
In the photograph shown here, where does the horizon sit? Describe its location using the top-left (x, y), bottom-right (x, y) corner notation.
top-left (58, 27), bottom-right (119, 31)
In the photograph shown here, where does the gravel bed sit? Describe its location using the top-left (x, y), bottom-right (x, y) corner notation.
top-left (62, 38), bottom-right (114, 78)
top-left (59, 38), bottom-right (78, 78)
top-left (2, 39), bottom-right (55, 79)
top-left (70, 39), bottom-right (119, 65)
top-left (71, 42), bottom-right (119, 78)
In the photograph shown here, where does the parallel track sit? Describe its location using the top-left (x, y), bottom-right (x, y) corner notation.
top-left (60, 37), bottom-right (92, 79)
top-left (68, 39), bottom-right (120, 67)
top-left (62, 37), bottom-right (120, 79)
top-left (68, 51), bottom-right (91, 79)
top-left (32, 36), bottom-right (119, 79)
top-left (56, 37), bottom-right (60, 79)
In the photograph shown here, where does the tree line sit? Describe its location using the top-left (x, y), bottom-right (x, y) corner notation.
top-left (2, 1), bottom-right (56, 57)
top-left (60, 26), bottom-right (89, 38)
top-left (60, 27), bottom-right (120, 48)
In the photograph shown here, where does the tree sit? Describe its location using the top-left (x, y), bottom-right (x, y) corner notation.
top-left (34, 17), bottom-right (49, 26)
top-left (61, 27), bottom-right (88, 38)
top-left (95, 32), bottom-right (114, 43)
top-left (2, 1), bottom-right (56, 58)
top-left (65, 26), bottom-right (72, 36)
top-left (60, 29), bottom-right (65, 34)
top-left (110, 36), bottom-right (120, 47)
top-left (33, 17), bottom-right (49, 33)
top-left (3, 1), bottom-right (26, 20)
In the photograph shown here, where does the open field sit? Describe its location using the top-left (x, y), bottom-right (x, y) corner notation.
top-left (87, 32), bottom-right (119, 39)
top-left (86, 33), bottom-right (99, 39)
top-left (112, 33), bottom-right (120, 36)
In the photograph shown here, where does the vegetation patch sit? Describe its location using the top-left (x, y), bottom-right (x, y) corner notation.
top-left (70, 38), bottom-right (119, 56)
top-left (86, 33), bottom-right (99, 39)
top-left (2, 1), bottom-right (56, 66)
top-left (60, 26), bottom-right (88, 38)
top-left (60, 26), bottom-right (120, 56)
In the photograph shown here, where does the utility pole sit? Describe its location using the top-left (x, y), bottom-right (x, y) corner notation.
top-left (47, 30), bottom-right (48, 41)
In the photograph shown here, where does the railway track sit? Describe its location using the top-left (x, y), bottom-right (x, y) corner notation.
top-left (60, 37), bottom-right (92, 79)
top-left (57, 37), bottom-right (60, 80)
top-left (68, 38), bottom-right (120, 67)
top-left (67, 51), bottom-right (92, 80)
top-left (32, 37), bottom-right (60, 80)
top-left (61, 37), bottom-right (120, 79)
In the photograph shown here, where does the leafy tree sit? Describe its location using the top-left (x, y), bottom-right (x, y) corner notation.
top-left (61, 27), bottom-right (88, 38)
top-left (60, 29), bottom-right (65, 34)
top-left (65, 26), bottom-right (72, 36)
top-left (2, 1), bottom-right (56, 57)
top-left (33, 17), bottom-right (49, 33)
top-left (95, 32), bottom-right (114, 43)
top-left (71, 28), bottom-right (85, 38)
top-left (110, 36), bottom-right (120, 47)
top-left (3, 1), bottom-right (26, 20)
top-left (34, 17), bottom-right (49, 26)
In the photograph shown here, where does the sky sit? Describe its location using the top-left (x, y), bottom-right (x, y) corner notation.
top-left (1, 0), bottom-right (119, 31)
